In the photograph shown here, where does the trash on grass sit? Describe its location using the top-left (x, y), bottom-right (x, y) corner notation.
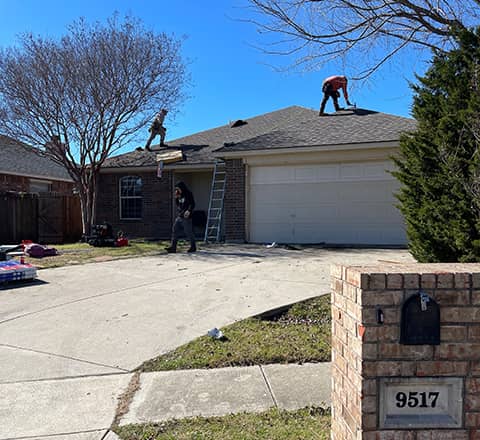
top-left (207, 327), bottom-right (224, 339)
top-left (25, 243), bottom-right (58, 258)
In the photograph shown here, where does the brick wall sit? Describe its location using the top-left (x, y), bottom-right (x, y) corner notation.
top-left (331, 263), bottom-right (480, 439)
top-left (0, 173), bottom-right (73, 195)
top-left (96, 171), bottom-right (173, 239)
top-left (224, 159), bottom-right (246, 242)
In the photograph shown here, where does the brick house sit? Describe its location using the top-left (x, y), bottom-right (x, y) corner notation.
top-left (0, 135), bottom-right (74, 195)
top-left (98, 106), bottom-right (416, 245)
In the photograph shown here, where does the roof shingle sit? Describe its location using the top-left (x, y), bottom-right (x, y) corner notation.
top-left (0, 135), bottom-right (72, 181)
top-left (103, 106), bottom-right (416, 168)
top-left (216, 108), bottom-right (416, 152)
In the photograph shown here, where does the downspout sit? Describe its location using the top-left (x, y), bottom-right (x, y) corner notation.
top-left (244, 159), bottom-right (250, 243)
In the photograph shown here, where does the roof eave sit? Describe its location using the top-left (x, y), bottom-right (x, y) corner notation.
top-left (100, 162), bottom-right (215, 173)
top-left (214, 140), bottom-right (400, 159)
top-left (0, 169), bottom-right (74, 183)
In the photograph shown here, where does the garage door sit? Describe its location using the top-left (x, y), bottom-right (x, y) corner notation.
top-left (249, 162), bottom-right (406, 245)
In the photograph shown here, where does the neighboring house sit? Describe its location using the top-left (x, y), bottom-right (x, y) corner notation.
top-left (98, 106), bottom-right (416, 245)
top-left (0, 135), bottom-right (74, 194)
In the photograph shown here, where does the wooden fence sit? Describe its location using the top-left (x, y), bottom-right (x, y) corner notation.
top-left (0, 192), bottom-right (82, 244)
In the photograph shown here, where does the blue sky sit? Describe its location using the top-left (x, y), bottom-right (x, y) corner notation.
top-left (0, 0), bottom-right (429, 148)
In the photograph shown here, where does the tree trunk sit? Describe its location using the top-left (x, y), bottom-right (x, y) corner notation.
top-left (79, 192), bottom-right (88, 237)
top-left (78, 173), bottom-right (98, 238)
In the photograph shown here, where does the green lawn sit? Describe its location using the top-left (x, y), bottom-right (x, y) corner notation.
top-left (115, 407), bottom-right (331, 440)
top-left (139, 294), bottom-right (331, 372)
top-left (24, 240), bottom-right (172, 269)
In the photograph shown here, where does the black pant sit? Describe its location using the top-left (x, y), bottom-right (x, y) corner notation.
top-left (319, 83), bottom-right (340, 113)
top-left (172, 216), bottom-right (196, 247)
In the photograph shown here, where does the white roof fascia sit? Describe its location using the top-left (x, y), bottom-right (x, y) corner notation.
top-left (214, 140), bottom-right (400, 159)
top-left (100, 164), bottom-right (214, 173)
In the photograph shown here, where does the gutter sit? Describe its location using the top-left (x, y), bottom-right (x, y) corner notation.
top-left (100, 162), bottom-right (215, 174)
top-left (214, 140), bottom-right (400, 159)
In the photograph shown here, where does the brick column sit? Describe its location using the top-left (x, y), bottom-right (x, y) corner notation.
top-left (224, 159), bottom-right (246, 242)
top-left (331, 263), bottom-right (480, 439)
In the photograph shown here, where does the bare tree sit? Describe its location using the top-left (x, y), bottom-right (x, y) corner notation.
top-left (246, 0), bottom-right (480, 78)
top-left (0, 15), bottom-right (187, 235)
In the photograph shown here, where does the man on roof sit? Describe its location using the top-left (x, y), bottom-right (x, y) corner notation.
top-left (319, 75), bottom-right (352, 116)
top-left (145, 109), bottom-right (168, 151)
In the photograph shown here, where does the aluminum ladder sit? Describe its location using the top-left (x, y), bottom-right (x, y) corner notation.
top-left (204, 160), bottom-right (226, 242)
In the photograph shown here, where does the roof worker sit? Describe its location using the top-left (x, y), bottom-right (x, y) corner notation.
top-left (319, 75), bottom-right (352, 116)
top-left (145, 109), bottom-right (168, 151)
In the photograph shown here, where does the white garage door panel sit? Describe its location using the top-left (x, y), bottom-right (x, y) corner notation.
top-left (252, 184), bottom-right (340, 204)
top-left (249, 162), bottom-right (406, 245)
top-left (252, 204), bottom-right (339, 224)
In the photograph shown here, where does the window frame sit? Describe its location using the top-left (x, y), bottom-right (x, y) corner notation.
top-left (29, 179), bottom-right (52, 193)
top-left (119, 176), bottom-right (143, 220)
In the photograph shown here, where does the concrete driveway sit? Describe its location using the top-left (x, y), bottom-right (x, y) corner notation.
top-left (0, 245), bottom-right (414, 439)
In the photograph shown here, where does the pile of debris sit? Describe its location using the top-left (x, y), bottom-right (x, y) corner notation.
top-left (85, 222), bottom-right (129, 247)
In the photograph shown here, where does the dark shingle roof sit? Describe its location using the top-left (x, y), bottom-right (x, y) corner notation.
top-left (216, 108), bottom-right (416, 152)
top-left (0, 135), bottom-right (72, 181)
top-left (103, 106), bottom-right (317, 168)
top-left (103, 106), bottom-right (416, 168)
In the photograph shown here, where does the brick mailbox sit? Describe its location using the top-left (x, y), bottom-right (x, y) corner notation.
top-left (331, 263), bottom-right (480, 439)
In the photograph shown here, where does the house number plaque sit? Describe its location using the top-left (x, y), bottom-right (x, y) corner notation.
top-left (379, 377), bottom-right (463, 429)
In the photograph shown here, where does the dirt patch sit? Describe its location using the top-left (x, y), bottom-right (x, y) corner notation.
top-left (113, 371), bottom-right (141, 427)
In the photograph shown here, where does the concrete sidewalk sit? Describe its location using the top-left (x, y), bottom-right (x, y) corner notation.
top-left (1, 362), bottom-right (331, 439)
top-left (120, 362), bottom-right (331, 426)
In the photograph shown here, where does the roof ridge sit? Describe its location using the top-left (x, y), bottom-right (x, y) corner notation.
top-left (167, 105), bottom-right (315, 145)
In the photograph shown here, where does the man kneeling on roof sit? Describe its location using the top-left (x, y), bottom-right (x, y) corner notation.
top-left (319, 75), bottom-right (352, 116)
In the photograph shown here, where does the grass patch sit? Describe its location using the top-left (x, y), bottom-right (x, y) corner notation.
top-left (25, 240), bottom-right (171, 269)
top-left (115, 407), bottom-right (330, 440)
top-left (139, 295), bottom-right (331, 372)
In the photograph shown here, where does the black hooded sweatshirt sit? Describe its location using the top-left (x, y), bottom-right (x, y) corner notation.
top-left (175, 181), bottom-right (195, 218)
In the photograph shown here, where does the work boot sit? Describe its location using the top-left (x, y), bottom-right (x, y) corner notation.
top-left (166, 240), bottom-right (177, 253)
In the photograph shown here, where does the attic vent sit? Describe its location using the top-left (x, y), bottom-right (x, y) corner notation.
top-left (231, 119), bottom-right (247, 128)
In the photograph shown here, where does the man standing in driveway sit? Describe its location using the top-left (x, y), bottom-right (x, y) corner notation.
top-left (319, 75), bottom-right (352, 115)
top-left (166, 181), bottom-right (197, 253)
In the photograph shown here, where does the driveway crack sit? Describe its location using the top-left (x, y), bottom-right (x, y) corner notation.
top-left (0, 343), bottom-right (128, 380)
top-left (259, 365), bottom-right (278, 408)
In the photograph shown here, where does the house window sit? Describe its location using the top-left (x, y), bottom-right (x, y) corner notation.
top-left (119, 176), bottom-right (143, 220)
top-left (29, 179), bottom-right (52, 193)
